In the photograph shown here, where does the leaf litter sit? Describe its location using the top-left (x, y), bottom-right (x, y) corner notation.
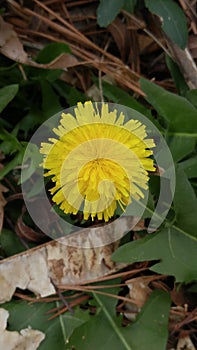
top-left (0, 0), bottom-right (197, 349)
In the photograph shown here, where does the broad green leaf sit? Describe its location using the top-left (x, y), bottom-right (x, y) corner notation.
top-left (173, 168), bottom-right (197, 236)
top-left (101, 81), bottom-right (162, 129)
top-left (53, 79), bottom-right (87, 106)
top-left (27, 66), bottom-right (62, 82)
top-left (36, 43), bottom-right (71, 64)
top-left (69, 283), bottom-right (127, 350)
top-left (179, 155), bottom-right (197, 178)
top-left (67, 86), bottom-right (87, 106)
top-left (145, 0), bottom-right (188, 49)
top-left (166, 55), bottom-right (189, 96)
top-left (123, 0), bottom-right (137, 13)
top-left (3, 301), bottom-right (90, 350)
top-left (70, 289), bottom-right (170, 350)
top-left (141, 78), bottom-right (197, 135)
top-left (186, 89), bottom-right (197, 108)
top-left (142, 191), bottom-right (155, 218)
top-left (112, 227), bottom-right (197, 283)
top-left (40, 80), bottom-right (61, 116)
top-left (102, 81), bottom-right (151, 118)
top-left (0, 229), bottom-right (25, 255)
top-left (0, 84), bottom-right (19, 113)
top-left (166, 135), bottom-right (195, 162)
top-left (123, 290), bottom-right (170, 350)
top-left (97, 0), bottom-right (124, 27)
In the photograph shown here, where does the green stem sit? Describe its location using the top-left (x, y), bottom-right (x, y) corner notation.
top-left (93, 293), bottom-right (133, 350)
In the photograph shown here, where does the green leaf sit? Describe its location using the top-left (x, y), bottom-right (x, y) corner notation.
top-left (123, 0), bottom-right (137, 13)
top-left (97, 0), bottom-right (124, 27)
top-left (26, 177), bottom-right (44, 198)
top-left (174, 168), bottom-right (197, 236)
top-left (0, 229), bottom-right (25, 255)
top-left (67, 87), bottom-right (87, 106)
top-left (166, 55), bottom-right (189, 96)
top-left (69, 283), bottom-right (128, 350)
top-left (166, 135), bottom-right (195, 162)
top-left (70, 289), bottom-right (170, 350)
top-left (27, 66), bottom-right (62, 82)
top-left (102, 81), bottom-right (149, 115)
top-left (112, 227), bottom-right (197, 283)
top-left (36, 43), bottom-right (71, 64)
top-left (186, 89), bottom-right (197, 108)
top-left (102, 81), bottom-right (159, 125)
top-left (123, 290), bottom-right (170, 350)
top-left (0, 151), bottom-right (24, 180)
top-left (0, 84), bottom-right (19, 113)
top-left (179, 155), bottom-right (197, 179)
top-left (20, 144), bottom-right (43, 184)
top-left (53, 79), bottom-right (87, 106)
top-left (3, 300), bottom-right (90, 350)
top-left (17, 108), bottom-right (44, 136)
top-left (145, 0), bottom-right (188, 49)
top-left (40, 80), bottom-right (61, 116)
top-left (142, 191), bottom-right (155, 218)
top-left (141, 78), bottom-right (197, 135)
top-left (0, 129), bottom-right (23, 155)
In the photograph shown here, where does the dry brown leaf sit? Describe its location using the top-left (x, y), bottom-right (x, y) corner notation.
top-left (170, 284), bottom-right (186, 307)
top-left (0, 216), bottom-right (138, 303)
top-left (0, 308), bottom-right (45, 350)
top-left (0, 183), bottom-right (8, 232)
top-left (15, 207), bottom-right (47, 242)
top-left (138, 33), bottom-right (158, 54)
top-left (44, 53), bottom-right (78, 69)
top-left (3, 1), bottom-right (143, 95)
top-left (0, 16), bottom-right (28, 63)
top-left (126, 275), bottom-right (154, 308)
top-left (0, 17), bottom-right (78, 69)
top-left (124, 275), bottom-right (163, 321)
top-left (108, 18), bottom-right (129, 61)
top-left (176, 335), bottom-right (196, 350)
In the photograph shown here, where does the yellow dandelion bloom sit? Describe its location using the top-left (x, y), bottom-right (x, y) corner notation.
top-left (40, 101), bottom-right (155, 222)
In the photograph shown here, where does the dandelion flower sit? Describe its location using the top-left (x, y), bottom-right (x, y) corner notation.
top-left (40, 101), bottom-right (155, 222)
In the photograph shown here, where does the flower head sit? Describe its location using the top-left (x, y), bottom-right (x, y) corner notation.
top-left (40, 101), bottom-right (155, 222)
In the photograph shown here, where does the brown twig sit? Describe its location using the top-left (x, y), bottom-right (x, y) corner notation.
top-left (167, 38), bottom-right (197, 89)
top-left (50, 278), bottom-right (75, 314)
top-left (8, 0), bottom-right (143, 95)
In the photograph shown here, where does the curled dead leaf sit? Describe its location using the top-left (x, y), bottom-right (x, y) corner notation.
top-left (0, 16), bottom-right (28, 63)
top-left (15, 206), bottom-right (47, 242)
top-left (126, 275), bottom-right (154, 308)
top-left (42, 53), bottom-right (78, 69)
top-left (0, 17), bottom-right (78, 69)
top-left (124, 275), bottom-right (165, 321)
top-left (108, 18), bottom-right (130, 61)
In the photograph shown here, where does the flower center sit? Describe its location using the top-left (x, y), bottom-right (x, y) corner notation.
top-left (78, 158), bottom-right (130, 207)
